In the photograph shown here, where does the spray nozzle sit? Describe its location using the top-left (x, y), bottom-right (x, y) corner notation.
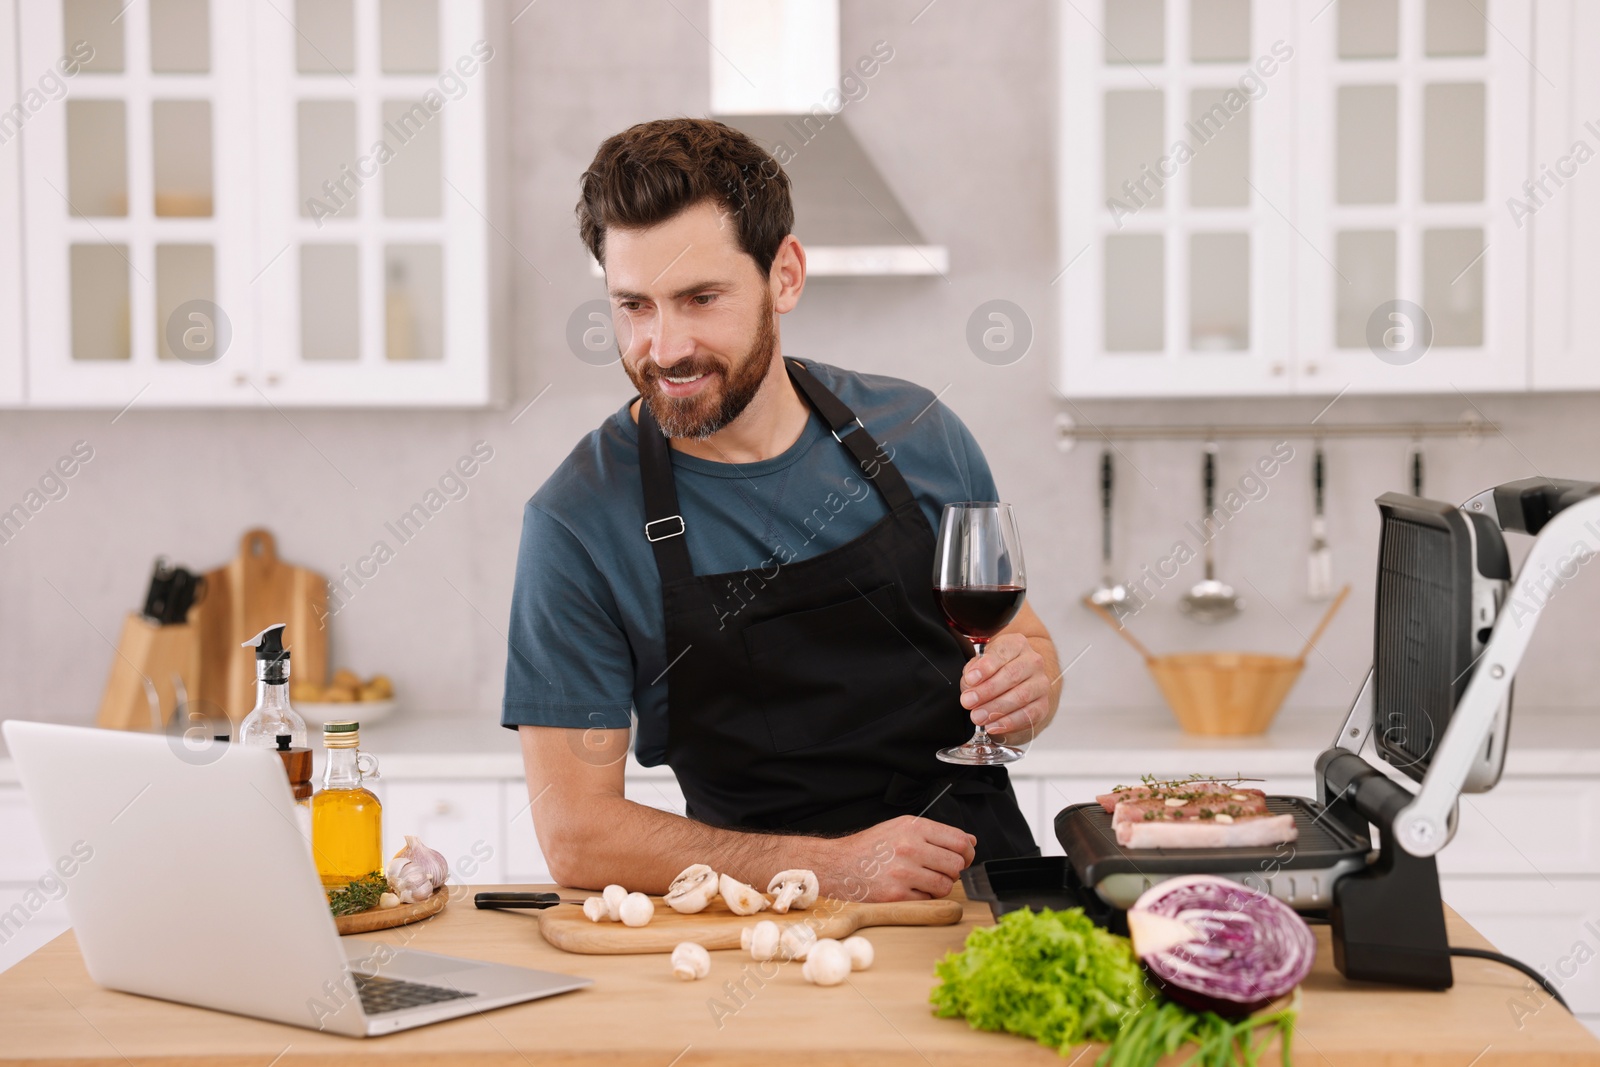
top-left (242, 623), bottom-right (291, 683)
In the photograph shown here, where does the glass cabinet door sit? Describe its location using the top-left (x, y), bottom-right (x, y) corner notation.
top-left (19, 0), bottom-right (259, 405)
top-left (1293, 0), bottom-right (1530, 393)
top-left (1059, 0), bottom-right (1297, 397)
top-left (252, 0), bottom-right (491, 406)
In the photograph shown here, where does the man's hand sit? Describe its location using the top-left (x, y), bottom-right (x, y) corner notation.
top-left (960, 603), bottom-right (1060, 743)
top-left (814, 815), bottom-right (976, 901)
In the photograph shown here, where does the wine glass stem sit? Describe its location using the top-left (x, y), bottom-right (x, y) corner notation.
top-left (970, 641), bottom-right (989, 742)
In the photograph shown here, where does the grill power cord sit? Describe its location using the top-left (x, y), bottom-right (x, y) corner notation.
top-left (1450, 946), bottom-right (1569, 1011)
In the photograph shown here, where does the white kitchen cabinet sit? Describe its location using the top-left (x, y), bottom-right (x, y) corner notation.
top-left (500, 779), bottom-right (551, 883)
top-left (1057, 0), bottom-right (1539, 398)
top-left (379, 779), bottom-right (505, 884)
top-left (1441, 878), bottom-right (1600, 1020)
top-left (1527, 0), bottom-right (1600, 390)
top-left (0, 0), bottom-right (26, 407)
top-left (1436, 779), bottom-right (1600, 877)
top-left (11, 0), bottom-right (497, 409)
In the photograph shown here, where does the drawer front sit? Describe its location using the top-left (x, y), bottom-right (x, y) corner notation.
top-left (1442, 877), bottom-right (1600, 1017)
top-left (1438, 780), bottom-right (1600, 876)
top-left (501, 781), bottom-right (551, 884)
top-left (379, 781), bottom-right (504, 885)
top-left (1034, 776), bottom-right (1318, 856)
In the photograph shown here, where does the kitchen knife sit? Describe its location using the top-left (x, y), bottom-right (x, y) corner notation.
top-left (474, 891), bottom-right (586, 910)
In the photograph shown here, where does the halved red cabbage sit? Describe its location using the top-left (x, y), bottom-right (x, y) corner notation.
top-left (1127, 874), bottom-right (1315, 1018)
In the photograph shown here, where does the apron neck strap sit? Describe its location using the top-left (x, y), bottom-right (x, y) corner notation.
top-left (635, 360), bottom-right (919, 584)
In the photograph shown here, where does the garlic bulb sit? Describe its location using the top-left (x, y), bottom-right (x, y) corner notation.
top-left (602, 884), bottom-right (628, 921)
top-left (582, 896), bottom-right (609, 923)
top-left (386, 836), bottom-right (448, 903)
top-left (841, 935), bottom-right (874, 971)
top-left (619, 891), bottom-right (655, 927)
top-left (802, 939), bottom-right (852, 986)
top-left (671, 941), bottom-right (711, 981)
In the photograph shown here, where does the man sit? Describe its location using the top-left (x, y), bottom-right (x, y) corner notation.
top-left (504, 118), bottom-right (1061, 902)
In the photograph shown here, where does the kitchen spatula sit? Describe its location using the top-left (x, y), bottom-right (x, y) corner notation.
top-left (1308, 445), bottom-right (1334, 600)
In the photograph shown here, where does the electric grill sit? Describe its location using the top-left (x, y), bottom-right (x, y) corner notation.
top-left (965, 477), bottom-right (1600, 989)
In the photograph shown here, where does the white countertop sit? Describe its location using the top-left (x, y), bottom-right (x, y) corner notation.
top-left (8, 706), bottom-right (1593, 783)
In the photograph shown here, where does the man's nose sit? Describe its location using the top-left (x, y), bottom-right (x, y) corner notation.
top-left (647, 307), bottom-right (697, 366)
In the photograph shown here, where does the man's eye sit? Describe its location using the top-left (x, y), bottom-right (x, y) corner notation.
top-left (692, 294), bottom-right (715, 306)
top-left (619, 301), bottom-right (642, 312)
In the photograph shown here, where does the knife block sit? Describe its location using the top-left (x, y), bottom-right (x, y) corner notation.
top-left (96, 613), bottom-right (203, 732)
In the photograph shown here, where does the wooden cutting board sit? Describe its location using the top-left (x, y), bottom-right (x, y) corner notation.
top-left (335, 892), bottom-right (445, 936)
top-left (536, 895), bottom-right (963, 955)
top-left (191, 529), bottom-right (330, 724)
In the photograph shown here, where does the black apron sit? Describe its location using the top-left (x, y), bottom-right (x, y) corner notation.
top-left (635, 358), bottom-right (1038, 865)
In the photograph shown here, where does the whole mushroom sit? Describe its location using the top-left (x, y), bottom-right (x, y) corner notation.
top-left (766, 869), bottom-right (820, 913)
top-left (670, 942), bottom-right (711, 981)
top-left (801, 938), bottom-right (853, 986)
top-left (779, 922), bottom-right (818, 961)
top-left (664, 863), bottom-right (719, 914)
top-left (618, 891), bottom-right (655, 927)
top-left (841, 935), bottom-right (874, 971)
top-left (741, 919), bottom-right (781, 961)
top-left (601, 884), bottom-right (628, 922)
top-left (719, 873), bottom-right (770, 916)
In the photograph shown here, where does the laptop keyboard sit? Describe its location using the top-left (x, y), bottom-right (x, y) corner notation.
top-left (353, 972), bottom-right (478, 1015)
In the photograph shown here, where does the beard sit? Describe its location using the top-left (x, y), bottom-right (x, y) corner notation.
top-left (625, 292), bottom-right (778, 440)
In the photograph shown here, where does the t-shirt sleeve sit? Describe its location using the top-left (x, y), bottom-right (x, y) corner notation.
top-left (935, 401), bottom-right (1000, 503)
top-left (501, 501), bottom-right (636, 731)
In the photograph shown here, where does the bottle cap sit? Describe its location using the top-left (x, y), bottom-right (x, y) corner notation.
top-left (323, 720), bottom-right (360, 748)
top-left (242, 624), bottom-right (292, 684)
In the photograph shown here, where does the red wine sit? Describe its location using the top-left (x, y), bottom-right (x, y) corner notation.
top-left (935, 585), bottom-right (1026, 641)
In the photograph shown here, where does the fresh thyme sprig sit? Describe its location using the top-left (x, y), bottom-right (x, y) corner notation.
top-left (328, 870), bottom-right (389, 916)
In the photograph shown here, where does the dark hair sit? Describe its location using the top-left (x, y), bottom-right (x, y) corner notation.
top-left (576, 117), bottom-right (793, 278)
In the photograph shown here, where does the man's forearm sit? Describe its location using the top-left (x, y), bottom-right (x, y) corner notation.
top-left (544, 794), bottom-right (841, 895)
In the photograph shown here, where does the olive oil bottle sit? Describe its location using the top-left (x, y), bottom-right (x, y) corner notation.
top-left (311, 721), bottom-right (382, 888)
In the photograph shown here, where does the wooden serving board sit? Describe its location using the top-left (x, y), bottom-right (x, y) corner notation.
top-left (334, 892), bottom-right (445, 936)
top-left (192, 528), bottom-right (330, 724)
top-left (536, 895), bottom-right (963, 955)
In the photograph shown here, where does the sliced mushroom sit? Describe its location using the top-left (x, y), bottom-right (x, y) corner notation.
top-left (719, 873), bottom-right (769, 916)
top-left (664, 863), bottom-right (720, 914)
top-left (801, 939), bottom-right (852, 986)
top-left (766, 869), bottom-right (819, 913)
top-left (601, 883), bottom-right (627, 922)
top-left (581, 896), bottom-right (609, 923)
top-left (671, 942), bottom-right (711, 981)
top-left (619, 891), bottom-right (655, 927)
top-left (841, 935), bottom-right (874, 971)
top-left (742, 919), bottom-right (781, 961)
top-left (779, 921), bottom-right (818, 961)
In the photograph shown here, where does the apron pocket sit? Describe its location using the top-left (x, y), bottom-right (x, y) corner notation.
top-left (742, 582), bottom-right (941, 753)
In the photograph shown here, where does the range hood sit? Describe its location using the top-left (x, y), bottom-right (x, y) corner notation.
top-left (708, 0), bottom-right (947, 277)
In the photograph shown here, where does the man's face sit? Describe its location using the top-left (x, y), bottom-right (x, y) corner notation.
top-left (605, 200), bottom-right (777, 439)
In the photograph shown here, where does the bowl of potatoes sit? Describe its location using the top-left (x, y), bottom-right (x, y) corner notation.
top-left (292, 670), bottom-right (396, 726)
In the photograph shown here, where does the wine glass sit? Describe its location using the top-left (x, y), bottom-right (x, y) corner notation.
top-left (933, 502), bottom-right (1028, 765)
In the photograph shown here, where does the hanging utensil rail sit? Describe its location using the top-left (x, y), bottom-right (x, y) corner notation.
top-left (1054, 415), bottom-right (1496, 448)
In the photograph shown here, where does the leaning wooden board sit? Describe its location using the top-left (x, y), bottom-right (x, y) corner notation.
top-left (191, 528), bottom-right (330, 724)
top-left (537, 895), bottom-right (963, 954)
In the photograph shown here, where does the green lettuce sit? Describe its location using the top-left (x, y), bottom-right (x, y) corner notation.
top-left (930, 906), bottom-right (1151, 1051)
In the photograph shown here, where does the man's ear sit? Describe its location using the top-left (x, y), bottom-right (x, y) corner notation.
top-left (769, 234), bottom-right (806, 314)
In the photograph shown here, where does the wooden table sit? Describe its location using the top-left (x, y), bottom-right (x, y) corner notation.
top-left (3, 885), bottom-right (1597, 1066)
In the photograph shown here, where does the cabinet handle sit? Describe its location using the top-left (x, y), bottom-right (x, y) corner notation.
top-left (1306, 363), bottom-right (1320, 376)
top-left (1271, 362), bottom-right (1285, 376)
top-left (233, 373), bottom-right (248, 386)
top-left (265, 373), bottom-right (281, 386)
top-left (434, 800), bottom-right (453, 816)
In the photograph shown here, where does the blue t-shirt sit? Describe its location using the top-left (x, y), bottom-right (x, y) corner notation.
top-left (500, 359), bottom-right (1000, 766)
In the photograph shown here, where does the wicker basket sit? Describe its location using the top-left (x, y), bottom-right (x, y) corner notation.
top-left (1085, 587), bottom-right (1349, 736)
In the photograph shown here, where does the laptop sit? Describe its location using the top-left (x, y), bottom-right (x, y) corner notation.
top-left (2, 720), bottom-right (591, 1036)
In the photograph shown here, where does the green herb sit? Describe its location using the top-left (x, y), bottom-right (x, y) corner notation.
top-left (930, 906), bottom-right (1299, 1066)
top-left (327, 870), bottom-right (388, 916)
top-left (930, 907), bottom-right (1151, 1050)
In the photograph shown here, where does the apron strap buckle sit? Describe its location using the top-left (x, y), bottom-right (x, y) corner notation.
top-left (830, 417), bottom-right (865, 443)
top-left (645, 515), bottom-right (686, 542)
